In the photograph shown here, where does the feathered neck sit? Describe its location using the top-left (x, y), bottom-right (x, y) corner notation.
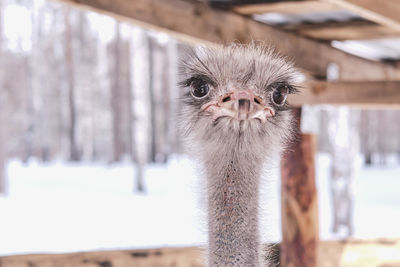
top-left (204, 148), bottom-right (263, 266)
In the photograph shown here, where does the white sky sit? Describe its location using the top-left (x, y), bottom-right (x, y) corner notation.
top-left (87, 12), bottom-right (115, 43)
top-left (2, 0), bottom-right (173, 54)
top-left (2, 0), bottom-right (119, 52)
top-left (3, 4), bottom-right (32, 52)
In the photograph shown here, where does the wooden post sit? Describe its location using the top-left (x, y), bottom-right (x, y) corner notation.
top-left (280, 108), bottom-right (319, 267)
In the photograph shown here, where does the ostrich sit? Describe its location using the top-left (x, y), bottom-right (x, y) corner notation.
top-left (179, 43), bottom-right (300, 266)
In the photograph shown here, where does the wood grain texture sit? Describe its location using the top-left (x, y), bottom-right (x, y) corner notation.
top-left (296, 21), bottom-right (400, 40)
top-left (281, 112), bottom-right (319, 267)
top-left (318, 239), bottom-right (400, 267)
top-left (2, 240), bottom-right (400, 267)
top-left (289, 81), bottom-right (400, 107)
top-left (323, 0), bottom-right (400, 31)
top-left (233, 1), bottom-right (341, 15)
top-left (0, 247), bottom-right (206, 267)
top-left (54, 0), bottom-right (400, 81)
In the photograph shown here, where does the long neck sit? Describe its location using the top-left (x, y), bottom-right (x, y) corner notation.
top-left (205, 152), bottom-right (262, 267)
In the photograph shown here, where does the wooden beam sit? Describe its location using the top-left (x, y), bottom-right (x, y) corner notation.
top-left (319, 239), bottom-right (400, 267)
top-left (0, 247), bottom-right (206, 267)
top-left (323, 0), bottom-right (400, 32)
top-left (2, 240), bottom-right (400, 267)
top-left (299, 24), bottom-right (399, 41)
top-left (294, 21), bottom-right (400, 40)
top-left (233, 1), bottom-right (341, 15)
top-left (278, 20), bottom-right (400, 40)
top-left (281, 109), bottom-right (319, 267)
top-left (233, 0), bottom-right (400, 40)
top-left (289, 81), bottom-right (400, 107)
top-left (55, 0), bottom-right (400, 81)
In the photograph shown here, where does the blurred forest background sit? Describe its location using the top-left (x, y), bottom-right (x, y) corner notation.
top-left (0, 0), bottom-right (187, 193)
top-left (0, 0), bottom-right (399, 242)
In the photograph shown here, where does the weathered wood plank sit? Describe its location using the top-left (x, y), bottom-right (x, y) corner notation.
top-left (281, 110), bottom-right (319, 267)
top-left (54, 0), bottom-right (400, 81)
top-left (318, 239), bottom-right (400, 267)
top-left (233, 1), bottom-right (341, 15)
top-left (2, 240), bottom-right (400, 267)
top-left (323, 0), bottom-right (400, 31)
top-left (270, 19), bottom-right (399, 41)
top-left (0, 247), bottom-right (206, 267)
top-left (289, 81), bottom-right (400, 107)
top-left (295, 21), bottom-right (400, 40)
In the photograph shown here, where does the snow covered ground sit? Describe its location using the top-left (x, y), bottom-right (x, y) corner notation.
top-left (0, 154), bottom-right (399, 256)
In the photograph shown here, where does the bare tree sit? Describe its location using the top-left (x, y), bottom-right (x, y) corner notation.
top-left (27, 0), bottom-right (44, 161)
top-left (0, 0), bottom-right (5, 194)
top-left (0, 90), bottom-right (5, 194)
top-left (149, 36), bottom-right (170, 162)
top-left (166, 39), bottom-right (180, 155)
top-left (110, 23), bottom-right (124, 162)
top-left (148, 36), bottom-right (156, 163)
top-left (119, 32), bottom-right (134, 161)
top-left (325, 106), bottom-right (360, 236)
top-left (64, 7), bottom-right (80, 161)
top-left (130, 27), bottom-right (152, 192)
top-left (0, 110), bottom-right (5, 194)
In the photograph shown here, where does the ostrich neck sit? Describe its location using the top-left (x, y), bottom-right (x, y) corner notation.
top-left (205, 150), bottom-right (262, 267)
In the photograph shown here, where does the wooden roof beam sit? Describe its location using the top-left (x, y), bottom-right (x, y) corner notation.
top-left (322, 0), bottom-right (400, 32)
top-left (290, 80), bottom-right (400, 107)
top-left (292, 21), bottom-right (400, 41)
top-left (233, 1), bottom-right (342, 15)
top-left (231, 0), bottom-right (400, 40)
top-left (55, 0), bottom-right (400, 81)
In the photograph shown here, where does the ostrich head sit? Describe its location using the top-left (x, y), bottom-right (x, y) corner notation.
top-left (179, 43), bottom-right (300, 161)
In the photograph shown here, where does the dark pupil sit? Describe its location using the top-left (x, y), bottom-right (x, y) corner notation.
top-left (273, 89), bottom-right (286, 105)
top-left (192, 81), bottom-right (209, 98)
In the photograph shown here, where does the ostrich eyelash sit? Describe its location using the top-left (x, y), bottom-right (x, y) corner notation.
top-left (179, 75), bottom-right (216, 88)
top-left (268, 82), bottom-right (299, 94)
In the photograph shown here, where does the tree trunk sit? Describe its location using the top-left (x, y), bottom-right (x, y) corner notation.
top-left (130, 27), bottom-right (151, 192)
top-left (65, 8), bottom-right (80, 161)
top-left (0, 78), bottom-right (5, 194)
top-left (0, 114), bottom-right (5, 194)
top-left (166, 39), bottom-right (179, 155)
top-left (148, 37), bottom-right (156, 163)
top-left (0, 0), bottom-right (5, 194)
top-left (27, 0), bottom-right (45, 161)
top-left (160, 45), bottom-right (169, 162)
top-left (326, 106), bottom-right (358, 236)
top-left (111, 23), bottom-right (124, 162)
top-left (149, 39), bottom-right (169, 163)
top-left (281, 108), bottom-right (319, 267)
top-left (126, 38), bottom-right (134, 162)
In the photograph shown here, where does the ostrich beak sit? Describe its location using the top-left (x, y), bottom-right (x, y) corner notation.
top-left (201, 90), bottom-right (275, 122)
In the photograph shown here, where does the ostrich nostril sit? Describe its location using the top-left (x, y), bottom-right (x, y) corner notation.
top-left (222, 96), bottom-right (231, 102)
top-left (254, 97), bottom-right (261, 104)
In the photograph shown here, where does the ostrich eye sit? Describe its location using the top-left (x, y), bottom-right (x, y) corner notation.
top-left (271, 85), bottom-right (289, 106)
top-left (190, 79), bottom-right (209, 99)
